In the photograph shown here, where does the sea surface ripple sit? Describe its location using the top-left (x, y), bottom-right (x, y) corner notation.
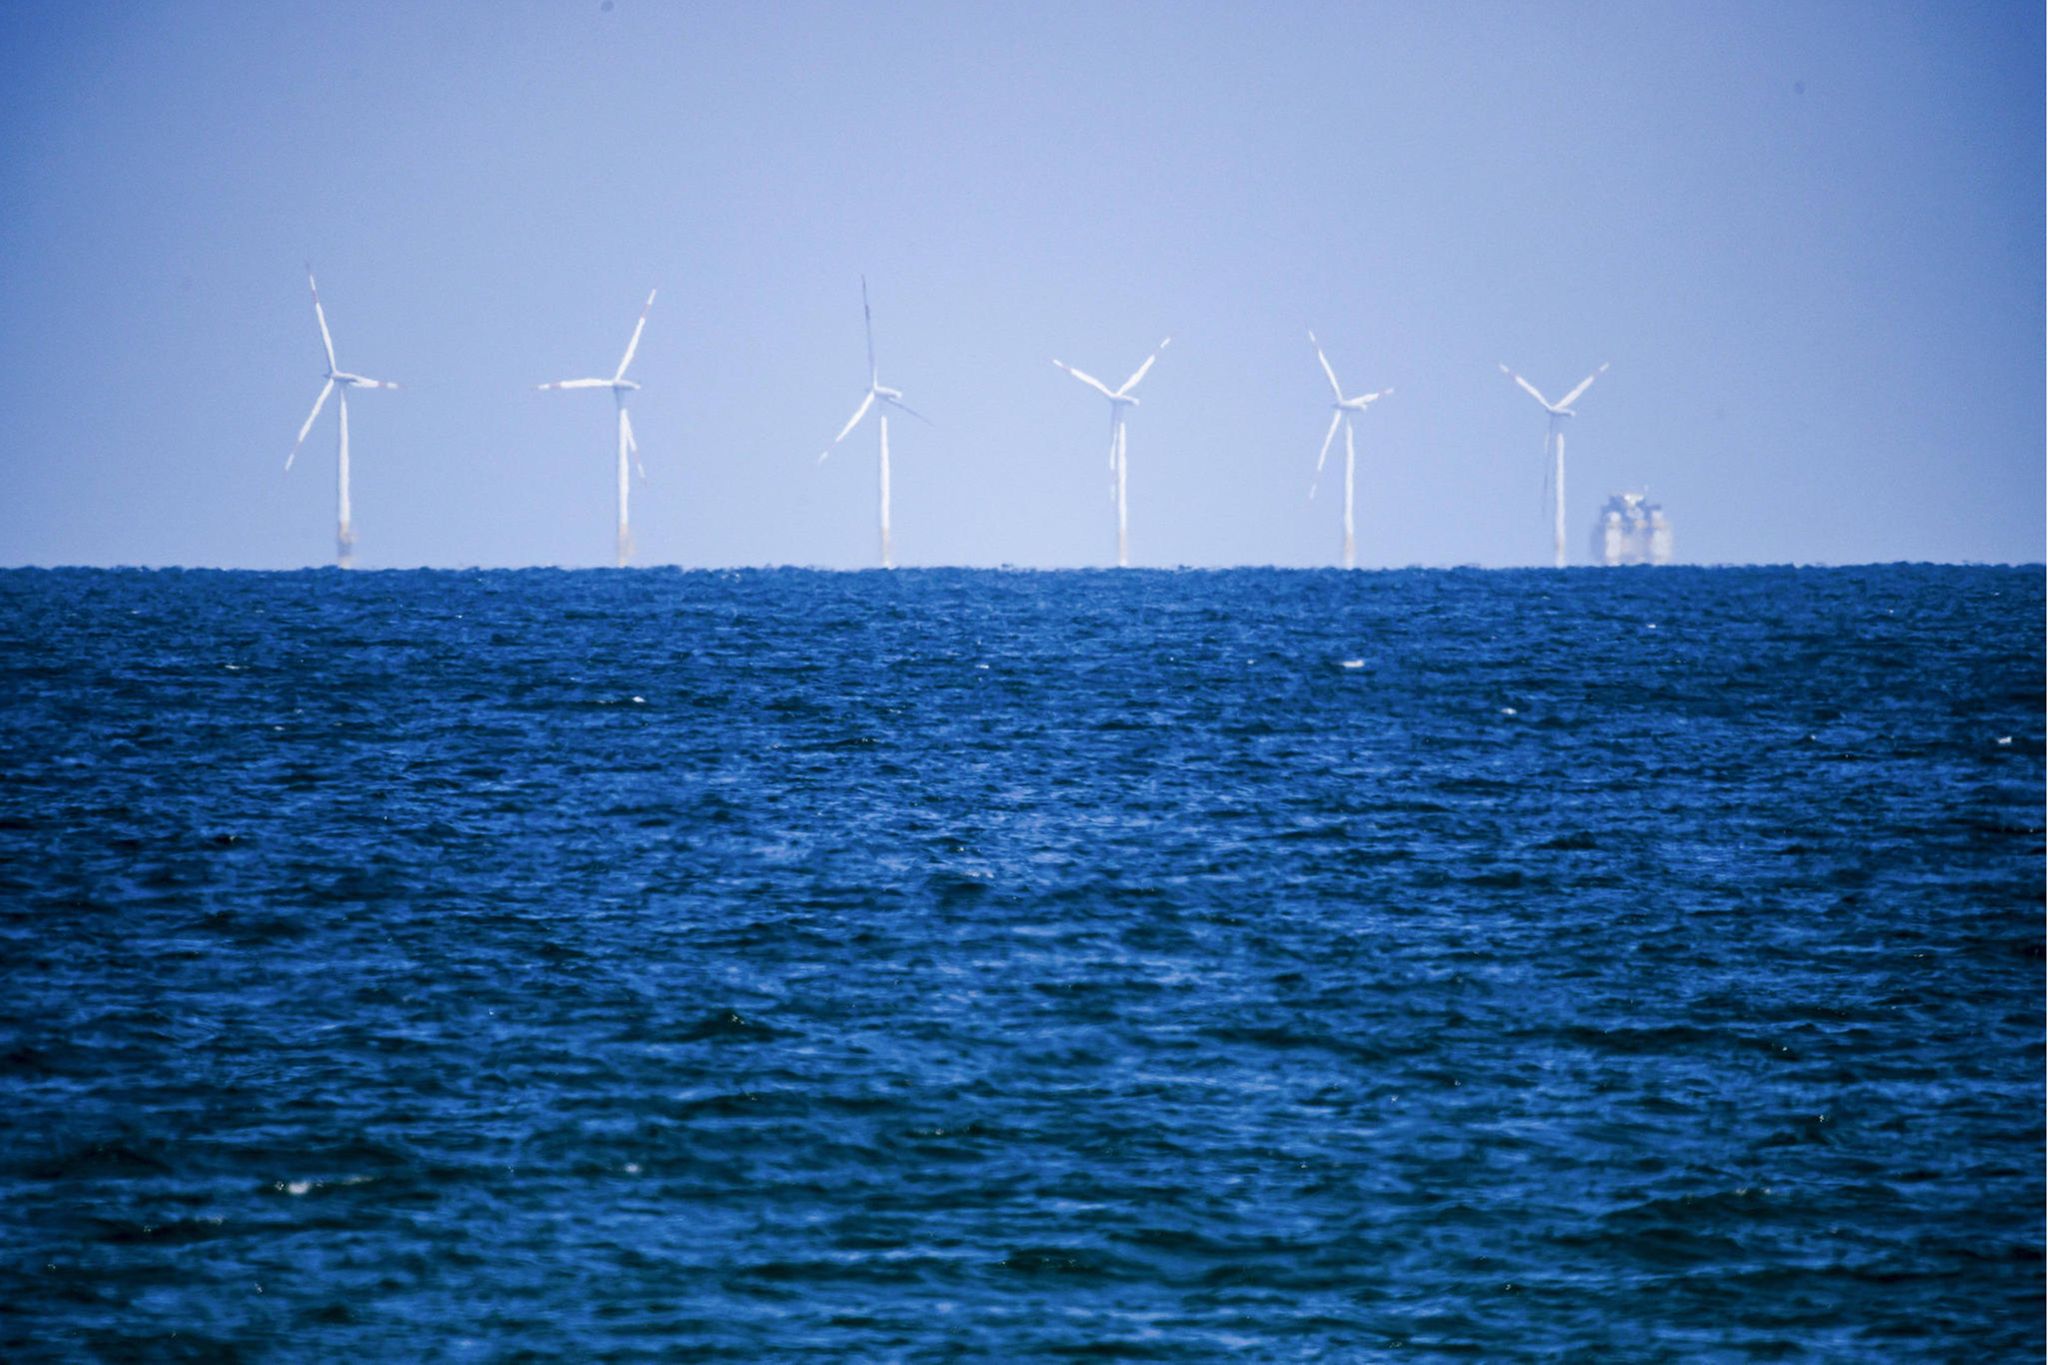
top-left (0, 565), bottom-right (2040, 1359)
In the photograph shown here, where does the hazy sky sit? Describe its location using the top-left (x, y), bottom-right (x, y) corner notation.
top-left (0, 1), bottom-right (2039, 569)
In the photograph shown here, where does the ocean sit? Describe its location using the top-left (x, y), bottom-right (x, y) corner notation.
top-left (0, 565), bottom-right (2040, 1358)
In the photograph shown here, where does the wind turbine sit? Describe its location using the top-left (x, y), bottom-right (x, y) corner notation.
top-left (538, 290), bottom-right (656, 567)
top-left (1499, 360), bottom-right (1608, 567)
top-left (818, 277), bottom-right (927, 569)
top-left (1307, 331), bottom-right (1393, 569)
top-left (1052, 336), bottom-right (1171, 567)
top-left (284, 268), bottom-right (401, 568)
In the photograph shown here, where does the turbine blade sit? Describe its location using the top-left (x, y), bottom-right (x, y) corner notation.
top-left (537, 378), bottom-right (615, 390)
top-left (862, 276), bottom-right (877, 387)
top-left (1115, 336), bottom-right (1172, 395)
top-left (1499, 363), bottom-right (1552, 409)
top-left (1053, 359), bottom-right (1117, 400)
top-left (348, 375), bottom-right (401, 390)
top-left (1109, 411), bottom-right (1120, 501)
top-left (613, 289), bottom-right (657, 382)
top-left (882, 395), bottom-right (931, 426)
top-left (1310, 409), bottom-right (1342, 498)
top-left (622, 407), bottom-right (646, 481)
top-left (286, 378), bottom-right (335, 469)
top-left (1555, 362), bottom-right (1610, 411)
top-left (820, 388), bottom-right (877, 461)
top-left (1358, 386), bottom-right (1394, 405)
top-left (1308, 331), bottom-right (1343, 401)
top-left (307, 267), bottom-right (337, 371)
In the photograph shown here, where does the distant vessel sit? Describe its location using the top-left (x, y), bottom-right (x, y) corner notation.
top-left (1592, 491), bottom-right (1672, 565)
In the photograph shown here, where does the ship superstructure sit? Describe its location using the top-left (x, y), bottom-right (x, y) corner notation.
top-left (1592, 491), bottom-right (1672, 565)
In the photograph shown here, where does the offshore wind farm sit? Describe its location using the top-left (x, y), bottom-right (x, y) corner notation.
top-left (269, 262), bottom-right (1632, 572)
top-left (0, 6), bottom-right (2040, 1362)
top-left (1, 6), bottom-right (2033, 572)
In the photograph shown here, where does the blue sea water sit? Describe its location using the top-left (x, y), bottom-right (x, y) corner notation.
top-left (0, 564), bottom-right (2040, 1359)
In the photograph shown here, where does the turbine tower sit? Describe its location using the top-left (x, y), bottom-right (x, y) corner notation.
top-left (1052, 336), bottom-right (1171, 567)
top-left (818, 278), bottom-right (927, 569)
top-left (1499, 361), bottom-right (1609, 567)
top-left (284, 268), bottom-right (401, 568)
top-left (539, 290), bottom-right (656, 567)
top-left (1307, 331), bottom-right (1393, 570)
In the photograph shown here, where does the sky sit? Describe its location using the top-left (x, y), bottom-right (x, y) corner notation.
top-left (0, 0), bottom-right (2039, 569)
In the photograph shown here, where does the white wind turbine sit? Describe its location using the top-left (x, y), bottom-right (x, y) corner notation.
top-left (1306, 331), bottom-right (1393, 569)
top-left (1052, 336), bottom-right (1171, 567)
top-left (818, 278), bottom-right (927, 569)
top-left (538, 290), bottom-right (656, 567)
top-left (1499, 360), bottom-right (1609, 567)
top-left (284, 268), bottom-right (401, 568)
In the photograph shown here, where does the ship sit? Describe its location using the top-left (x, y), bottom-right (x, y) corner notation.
top-left (1591, 491), bottom-right (1673, 565)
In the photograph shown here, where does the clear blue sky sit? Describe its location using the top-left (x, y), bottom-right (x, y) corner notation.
top-left (0, 1), bottom-right (2038, 568)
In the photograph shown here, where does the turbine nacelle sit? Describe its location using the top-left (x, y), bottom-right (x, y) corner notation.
top-left (1309, 334), bottom-right (1389, 415)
